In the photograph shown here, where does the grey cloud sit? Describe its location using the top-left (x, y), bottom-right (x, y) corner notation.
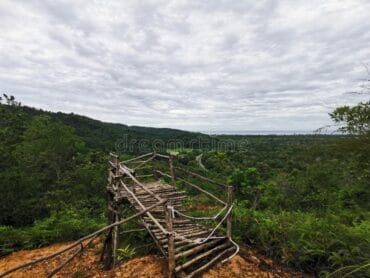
top-left (0, 0), bottom-right (369, 133)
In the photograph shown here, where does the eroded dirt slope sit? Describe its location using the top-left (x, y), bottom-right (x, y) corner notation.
top-left (0, 240), bottom-right (307, 277)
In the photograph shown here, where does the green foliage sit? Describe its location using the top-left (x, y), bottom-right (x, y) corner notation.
top-left (330, 101), bottom-right (370, 135)
top-left (72, 269), bottom-right (88, 278)
top-left (117, 245), bottom-right (136, 261)
top-left (0, 208), bottom-right (104, 255)
top-left (233, 205), bottom-right (370, 276)
top-left (0, 104), bottom-right (107, 235)
top-left (176, 102), bottom-right (370, 276)
top-left (14, 115), bottom-right (84, 185)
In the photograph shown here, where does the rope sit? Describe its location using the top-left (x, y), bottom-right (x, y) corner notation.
top-left (221, 237), bottom-right (240, 263)
top-left (171, 205), bottom-right (227, 220)
top-left (171, 205), bottom-right (233, 245)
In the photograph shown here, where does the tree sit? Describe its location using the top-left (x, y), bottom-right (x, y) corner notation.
top-left (328, 102), bottom-right (370, 211)
top-left (0, 116), bottom-right (85, 226)
top-left (329, 101), bottom-right (370, 135)
top-left (15, 116), bottom-right (84, 186)
top-left (1, 94), bottom-right (21, 106)
top-left (228, 167), bottom-right (263, 208)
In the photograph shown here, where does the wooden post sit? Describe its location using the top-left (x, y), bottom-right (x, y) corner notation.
top-left (169, 155), bottom-right (176, 187)
top-left (226, 185), bottom-right (233, 238)
top-left (114, 154), bottom-right (119, 176)
top-left (102, 192), bottom-right (115, 269)
top-left (112, 154), bottom-right (120, 266)
top-left (165, 201), bottom-right (175, 278)
top-left (102, 153), bottom-right (120, 269)
top-left (112, 207), bottom-right (119, 266)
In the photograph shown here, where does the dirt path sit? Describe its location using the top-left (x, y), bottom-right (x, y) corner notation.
top-left (196, 154), bottom-right (208, 172)
top-left (0, 240), bottom-right (307, 277)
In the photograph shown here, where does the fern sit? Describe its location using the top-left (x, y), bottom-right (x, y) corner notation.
top-left (117, 244), bottom-right (136, 261)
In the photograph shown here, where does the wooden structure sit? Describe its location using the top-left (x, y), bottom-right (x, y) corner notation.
top-left (102, 152), bottom-right (239, 278)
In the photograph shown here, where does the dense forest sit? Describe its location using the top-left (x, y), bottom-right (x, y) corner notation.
top-left (0, 96), bottom-right (369, 277)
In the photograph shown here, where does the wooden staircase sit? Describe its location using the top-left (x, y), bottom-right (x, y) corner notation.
top-left (104, 153), bottom-right (238, 278)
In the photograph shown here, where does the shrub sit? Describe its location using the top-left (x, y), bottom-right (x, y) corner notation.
top-left (0, 208), bottom-right (104, 253)
top-left (233, 204), bottom-right (370, 276)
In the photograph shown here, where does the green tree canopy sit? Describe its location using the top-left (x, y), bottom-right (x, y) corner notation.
top-left (330, 101), bottom-right (370, 135)
top-left (15, 116), bottom-right (84, 186)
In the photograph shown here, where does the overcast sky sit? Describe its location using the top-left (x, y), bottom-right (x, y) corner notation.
top-left (0, 1), bottom-right (369, 133)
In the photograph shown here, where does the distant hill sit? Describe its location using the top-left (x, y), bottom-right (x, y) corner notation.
top-left (1, 104), bottom-right (211, 153)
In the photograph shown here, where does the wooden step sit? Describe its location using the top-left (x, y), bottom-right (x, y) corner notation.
top-left (187, 246), bottom-right (235, 278)
top-left (175, 242), bottom-right (232, 273)
top-left (150, 224), bottom-right (199, 235)
top-left (132, 194), bottom-right (186, 201)
top-left (137, 199), bottom-right (184, 205)
top-left (163, 241), bottom-right (195, 250)
top-left (127, 197), bottom-right (186, 205)
top-left (143, 217), bottom-right (191, 225)
top-left (162, 226), bottom-right (202, 234)
top-left (134, 188), bottom-right (177, 195)
top-left (153, 227), bottom-right (203, 240)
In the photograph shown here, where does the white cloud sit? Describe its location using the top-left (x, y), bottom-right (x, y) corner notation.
top-left (0, 0), bottom-right (369, 132)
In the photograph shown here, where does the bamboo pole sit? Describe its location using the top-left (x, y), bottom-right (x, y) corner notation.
top-left (226, 186), bottom-right (233, 238)
top-left (133, 154), bottom-right (156, 170)
top-left (155, 153), bottom-right (170, 159)
top-left (174, 238), bottom-right (222, 259)
top-left (169, 155), bottom-right (176, 187)
top-left (120, 165), bottom-right (162, 202)
top-left (112, 155), bottom-right (120, 266)
top-left (187, 247), bottom-right (235, 278)
top-left (112, 207), bottom-right (119, 266)
top-left (165, 201), bottom-right (175, 278)
top-left (122, 152), bottom-right (154, 163)
top-left (115, 155), bottom-right (119, 176)
top-left (175, 166), bottom-right (227, 188)
top-left (102, 192), bottom-right (115, 269)
top-left (155, 170), bottom-right (226, 205)
top-left (47, 235), bottom-right (98, 278)
top-left (120, 180), bottom-right (168, 235)
top-left (0, 199), bottom-right (167, 278)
